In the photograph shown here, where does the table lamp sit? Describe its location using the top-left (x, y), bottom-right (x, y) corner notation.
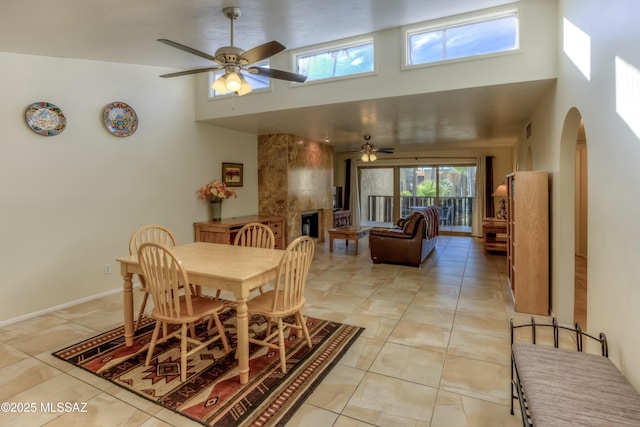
top-left (492, 184), bottom-right (508, 220)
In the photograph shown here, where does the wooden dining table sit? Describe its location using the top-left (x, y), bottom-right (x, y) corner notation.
top-left (117, 242), bottom-right (284, 384)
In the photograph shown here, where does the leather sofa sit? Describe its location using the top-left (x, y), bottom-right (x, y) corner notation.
top-left (369, 207), bottom-right (438, 267)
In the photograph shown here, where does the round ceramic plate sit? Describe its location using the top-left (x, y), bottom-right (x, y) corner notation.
top-left (103, 102), bottom-right (138, 137)
top-left (25, 102), bottom-right (66, 136)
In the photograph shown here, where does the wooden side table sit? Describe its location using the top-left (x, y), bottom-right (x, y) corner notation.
top-left (328, 226), bottom-right (371, 255)
top-left (482, 217), bottom-right (507, 254)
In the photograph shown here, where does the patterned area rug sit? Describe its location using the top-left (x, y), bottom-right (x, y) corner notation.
top-left (53, 307), bottom-right (363, 427)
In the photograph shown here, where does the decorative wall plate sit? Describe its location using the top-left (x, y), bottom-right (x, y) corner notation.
top-left (25, 102), bottom-right (66, 136)
top-left (103, 102), bottom-right (138, 137)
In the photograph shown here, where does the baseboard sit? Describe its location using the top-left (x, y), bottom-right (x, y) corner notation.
top-left (0, 281), bottom-right (140, 328)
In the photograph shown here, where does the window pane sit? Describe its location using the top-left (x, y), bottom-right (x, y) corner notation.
top-left (445, 15), bottom-right (517, 60)
top-left (296, 41), bottom-right (374, 81)
top-left (408, 31), bottom-right (444, 64)
top-left (407, 11), bottom-right (518, 66)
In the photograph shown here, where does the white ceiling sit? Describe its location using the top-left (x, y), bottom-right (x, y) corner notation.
top-left (0, 0), bottom-right (552, 153)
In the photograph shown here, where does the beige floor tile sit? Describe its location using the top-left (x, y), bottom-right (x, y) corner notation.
top-left (343, 313), bottom-right (398, 341)
top-left (447, 330), bottom-right (511, 365)
top-left (5, 322), bottom-right (98, 356)
top-left (0, 341), bottom-right (29, 369)
top-left (0, 357), bottom-right (61, 401)
top-left (388, 320), bottom-right (451, 353)
top-left (440, 354), bottom-right (511, 405)
top-left (453, 312), bottom-right (511, 339)
top-left (137, 417), bottom-right (174, 427)
top-left (342, 372), bottom-right (437, 427)
top-left (402, 304), bottom-right (456, 329)
top-left (431, 390), bottom-right (522, 427)
top-left (41, 392), bottom-right (152, 426)
top-left (354, 298), bottom-right (409, 320)
top-left (456, 297), bottom-right (509, 320)
top-left (0, 373), bottom-right (102, 427)
top-left (370, 342), bottom-right (445, 387)
top-left (339, 336), bottom-right (385, 371)
top-left (333, 415), bottom-right (381, 427)
top-left (305, 364), bottom-right (366, 412)
top-left (412, 292), bottom-right (460, 311)
top-left (370, 287), bottom-right (417, 304)
top-left (284, 403), bottom-right (340, 427)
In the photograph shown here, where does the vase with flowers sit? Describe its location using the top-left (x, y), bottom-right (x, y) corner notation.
top-left (198, 179), bottom-right (237, 221)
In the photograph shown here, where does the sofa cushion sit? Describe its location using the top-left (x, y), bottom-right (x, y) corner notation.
top-left (370, 227), bottom-right (414, 239)
top-left (402, 213), bottom-right (421, 236)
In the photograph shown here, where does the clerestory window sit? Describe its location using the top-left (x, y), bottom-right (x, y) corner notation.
top-left (404, 9), bottom-right (519, 67)
top-left (294, 38), bottom-right (375, 83)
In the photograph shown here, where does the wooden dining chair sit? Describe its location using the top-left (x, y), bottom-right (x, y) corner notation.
top-left (245, 235), bottom-right (315, 373)
top-left (138, 242), bottom-right (231, 382)
top-left (215, 222), bottom-right (276, 299)
top-left (129, 225), bottom-right (177, 331)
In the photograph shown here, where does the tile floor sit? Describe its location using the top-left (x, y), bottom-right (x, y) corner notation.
top-left (0, 235), bottom-right (553, 426)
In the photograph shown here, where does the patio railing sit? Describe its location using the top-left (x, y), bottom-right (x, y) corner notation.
top-left (365, 195), bottom-right (474, 227)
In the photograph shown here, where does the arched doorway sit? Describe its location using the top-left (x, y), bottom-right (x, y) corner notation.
top-left (574, 122), bottom-right (588, 328)
top-left (557, 108), bottom-right (588, 326)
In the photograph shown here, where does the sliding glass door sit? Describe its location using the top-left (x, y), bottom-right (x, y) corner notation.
top-left (360, 164), bottom-right (476, 234)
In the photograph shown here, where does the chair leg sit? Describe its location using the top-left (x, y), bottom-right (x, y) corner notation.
top-left (266, 316), bottom-right (273, 337)
top-left (277, 318), bottom-right (287, 373)
top-left (209, 312), bottom-right (230, 353)
top-left (145, 321), bottom-right (162, 366)
top-left (135, 292), bottom-right (149, 331)
top-left (297, 311), bottom-right (312, 348)
top-left (180, 323), bottom-right (188, 382)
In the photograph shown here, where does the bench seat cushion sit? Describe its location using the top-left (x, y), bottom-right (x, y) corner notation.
top-left (512, 342), bottom-right (640, 426)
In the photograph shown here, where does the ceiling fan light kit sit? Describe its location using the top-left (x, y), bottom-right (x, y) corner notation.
top-left (157, 6), bottom-right (306, 96)
top-left (357, 135), bottom-right (393, 162)
top-left (361, 152), bottom-right (377, 162)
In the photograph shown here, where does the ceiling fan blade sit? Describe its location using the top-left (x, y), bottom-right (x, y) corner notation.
top-left (159, 67), bottom-right (221, 78)
top-left (157, 39), bottom-right (216, 62)
top-left (248, 66), bottom-right (307, 83)
top-left (239, 41), bottom-right (286, 64)
top-left (376, 148), bottom-right (395, 153)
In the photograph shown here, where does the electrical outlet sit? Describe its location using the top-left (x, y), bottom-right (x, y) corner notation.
top-left (104, 263), bottom-right (112, 274)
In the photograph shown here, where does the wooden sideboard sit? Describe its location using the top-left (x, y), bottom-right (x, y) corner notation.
top-left (194, 215), bottom-right (285, 249)
top-left (333, 210), bottom-right (351, 228)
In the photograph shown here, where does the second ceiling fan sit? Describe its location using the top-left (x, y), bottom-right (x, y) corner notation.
top-left (157, 6), bottom-right (307, 95)
top-left (358, 135), bottom-right (394, 162)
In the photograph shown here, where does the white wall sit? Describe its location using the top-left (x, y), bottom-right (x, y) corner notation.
top-left (0, 52), bottom-right (258, 323)
top-left (517, 0), bottom-right (640, 388)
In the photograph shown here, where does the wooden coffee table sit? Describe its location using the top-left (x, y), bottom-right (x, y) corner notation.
top-left (328, 226), bottom-right (372, 255)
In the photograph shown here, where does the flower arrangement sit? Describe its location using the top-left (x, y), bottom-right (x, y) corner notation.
top-left (198, 179), bottom-right (238, 201)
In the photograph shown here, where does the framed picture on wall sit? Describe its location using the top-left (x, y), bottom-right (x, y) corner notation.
top-left (222, 162), bottom-right (243, 187)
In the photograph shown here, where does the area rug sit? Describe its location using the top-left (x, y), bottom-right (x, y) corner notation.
top-left (53, 306), bottom-right (364, 427)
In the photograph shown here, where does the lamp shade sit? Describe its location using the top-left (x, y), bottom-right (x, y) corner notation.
top-left (492, 184), bottom-right (507, 198)
top-left (237, 77), bottom-right (253, 96)
top-left (225, 72), bottom-right (242, 92)
top-left (212, 75), bottom-right (229, 93)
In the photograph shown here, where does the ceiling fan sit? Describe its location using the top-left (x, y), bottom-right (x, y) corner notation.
top-left (157, 6), bottom-right (307, 96)
top-left (357, 135), bottom-right (394, 162)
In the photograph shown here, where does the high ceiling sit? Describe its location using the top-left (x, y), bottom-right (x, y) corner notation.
top-left (0, 0), bottom-right (551, 153)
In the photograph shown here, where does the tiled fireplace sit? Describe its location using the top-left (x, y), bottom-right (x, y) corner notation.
top-left (258, 134), bottom-right (333, 244)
